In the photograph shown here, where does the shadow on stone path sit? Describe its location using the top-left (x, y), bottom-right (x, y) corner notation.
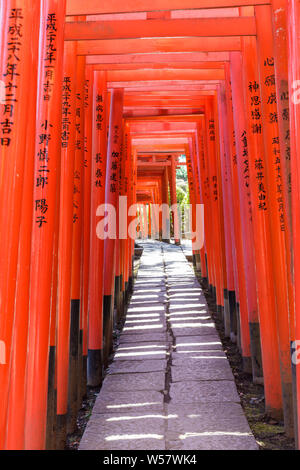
top-left (79, 241), bottom-right (258, 451)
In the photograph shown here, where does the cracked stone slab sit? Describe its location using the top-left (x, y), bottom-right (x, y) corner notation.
top-left (165, 403), bottom-right (258, 450)
top-left (171, 358), bottom-right (234, 382)
top-left (169, 380), bottom-right (240, 404)
top-left (101, 371), bottom-right (166, 393)
top-left (108, 359), bottom-right (167, 375)
top-left (93, 390), bottom-right (164, 414)
top-left (167, 435), bottom-right (258, 451)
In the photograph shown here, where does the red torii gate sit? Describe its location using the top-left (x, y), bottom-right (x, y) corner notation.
top-left (0, 0), bottom-right (299, 451)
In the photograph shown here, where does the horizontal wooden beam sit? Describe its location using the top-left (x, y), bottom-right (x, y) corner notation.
top-left (85, 8), bottom-right (240, 21)
top-left (130, 122), bottom-right (197, 132)
top-left (137, 162), bottom-right (172, 166)
top-left (65, 17), bottom-right (256, 40)
top-left (86, 52), bottom-right (230, 64)
top-left (66, 0), bottom-right (270, 16)
top-left (78, 37), bottom-right (241, 55)
top-left (125, 91), bottom-right (213, 97)
top-left (133, 133), bottom-right (196, 141)
top-left (133, 137), bottom-right (188, 144)
top-left (126, 115), bottom-right (205, 122)
top-left (124, 101), bottom-right (206, 107)
top-left (92, 62), bottom-right (225, 71)
top-left (107, 69), bottom-right (224, 81)
top-left (109, 80), bottom-right (221, 89)
top-left (124, 109), bottom-right (204, 117)
top-left (122, 85), bottom-right (217, 92)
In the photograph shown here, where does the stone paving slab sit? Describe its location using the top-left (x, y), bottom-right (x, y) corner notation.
top-left (114, 350), bottom-right (167, 361)
top-left (83, 412), bottom-right (167, 450)
top-left (127, 304), bottom-right (166, 312)
top-left (108, 359), bottom-right (167, 375)
top-left (171, 358), bottom-right (234, 382)
top-left (172, 325), bottom-right (217, 337)
top-left (172, 351), bottom-right (227, 360)
top-left (80, 241), bottom-right (257, 451)
top-left (93, 390), bottom-right (164, 414)
top-left (169, 380), bottom-right (240, 404)
top-left (131, 294), bottom-right (168, 301)
top-left (122, 324), bottom-right (167, 335)
top-left (80, 430), bottom-right (166, 451)
top-left (174, 335), bottom-right (222, 349)
top-left (101, 372), bottom-right (166, 392)
top-left (118, 332), bottom-right (168, 344)
top-left (166, 403), bottom-right (258, 450)
top-left (123, 318), bottom-right (167, 329)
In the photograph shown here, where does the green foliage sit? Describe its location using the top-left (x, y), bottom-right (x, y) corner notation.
top-left (176, 165), bottom-right (188, 182)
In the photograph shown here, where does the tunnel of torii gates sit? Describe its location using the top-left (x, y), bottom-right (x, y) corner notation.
top-left (2, 0), bottom-right (300, 452)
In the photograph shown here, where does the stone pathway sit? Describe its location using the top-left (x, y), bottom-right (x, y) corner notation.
top-left (79, 241), bottom-right (258, 451)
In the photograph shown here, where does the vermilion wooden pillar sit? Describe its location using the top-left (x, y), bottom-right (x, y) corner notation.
top-left (114, 132), bottom-right (124, 322)
top-left (68, 51), bottom-right (86, 434)
top-left (197, 112), bottom-right (229, 323)
top-left (123, 123), bottom-right (133, 298)
top-left (230, 51), bottom-right (263, 382)
top-left (271, 0), bottom-right (296, 437)
top-left (196, 121), bottom-right (208, 282)
top-left (287, 0), bottom-right (300, 447)
top-left (119, 126), bottom-right (129, 307)
top-left (103, 88), bottom-right (124, 366)
top-left (143, 203), bottom-right (148, 238)
top-left (24, 0), bottom-right (66, 450)
top-left (224, 63), bottom-right (252, 362)
top-left (81, 66), bottom-right (93, 394)
top-left (216, 86), bottom-right (234, 338)
top-left (200, 128), bottom-right (214, 289)
top-left (162, 168), bottom-right (170, 243)
top-left (209, 106), bottom-right (229, 331)
top-left (88, 70), bottom-right (107, 386)
top-left (217, 84), bottom-right (239, 343)
top-left (206, 99), bottom-right (225, 315)
top-left (55, 40), bottom-right (77, 449)
top-left (256, 4), bottom-right (293, 428)
top-left (3, 2), bottom-right (40, 449)
top-left (241, 20), bottom-right (283, 418)
top-left (186, 142), bottom-right (199, 265)
top-left (170, 156), bottom-right (180, 245)
top-left (128, 147), bottom-right (138, 289)
top-left (189, 135), bottom-right (204, 274)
